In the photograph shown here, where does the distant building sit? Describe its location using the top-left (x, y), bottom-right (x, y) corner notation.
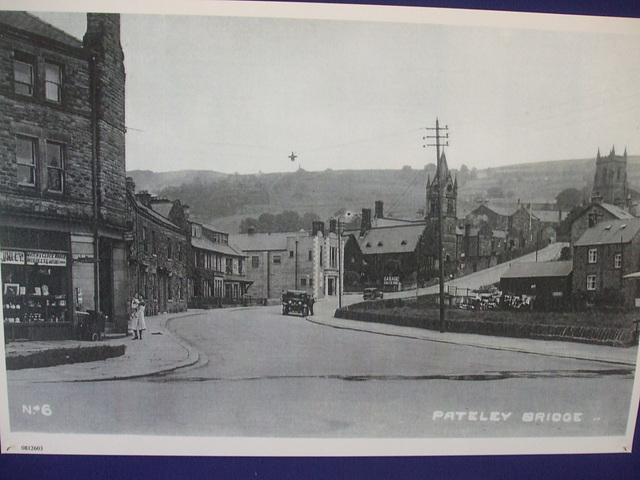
top-left (188, 223), bottom-right (250, 308)
top-left (500, 261), bottom-right (573, 310)
top-left (570, 201), bottom-right (634, 246)
top-left (230, 222), bottom-right (339, 300)
top-left (459, 224), bottom-right (507, 274)
top-left (343, 204), bottom-right (427, 288)
top-left (572, 218), bottom-right (640, 308)
top-left (592, 146), bottom-right (630, 207)
top-left (425, 151), bottom-right (459, 273)
top-left (465, 204), bottom-right (512, 232)
top-left (0, 13), bottom-right (128, 339)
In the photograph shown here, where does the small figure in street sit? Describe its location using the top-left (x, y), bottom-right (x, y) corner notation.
top-left (308, 296), bottom-right (314, 316)
top-left (130, 293), bottom-right (146, 340)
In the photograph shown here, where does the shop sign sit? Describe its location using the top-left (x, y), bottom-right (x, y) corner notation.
top-left (26, 251), bottom-right (67, 267)
top-left (1, 250), bottom-right (25, 265)
top-left (384, 276), bottom-right (400, 286)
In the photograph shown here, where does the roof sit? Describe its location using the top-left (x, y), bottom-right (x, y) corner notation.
top-left (469, 204), bottom-right (515, 217)
top-left (127, 194), bottom-right (183, 232)
top-left (191, 235), bottom-right (246, 257)
top-left (599, 203), bottom-right (635, 220)
top-left (230, 232), bottom-right (297, 252)
top-left (574, 218), bottom-right (640, 247)
top-left (501, 261), bottom-right (573, 279)
top-left (531, 210), bottom-right (568, 224)
top-left (0, 12), bottom-right (83, 48)
top-left (357, 223), bottom-right (425, 255)
top-left (150, 202), bottom-right (174, 219)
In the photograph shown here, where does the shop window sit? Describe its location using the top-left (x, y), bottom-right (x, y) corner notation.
top-left (13, 53), bottom-right (34, 96)
top-left (45, 141), bottom-right (65, 192)
top-left (16, 136), bottom-right (37, 187)
top-left (45, 61), bottom-right (63, 103)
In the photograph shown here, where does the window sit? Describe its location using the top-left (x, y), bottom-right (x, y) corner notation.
top-left (167, 240), bottom-right (172, 259)
top-left (238, 259), bottom-right (243, 275)
top-left (168, 276), bottom-right (173, 300)
top-left (586, 275), bottom-right (597, 291)
top-left (300, 278), bottom-right (307, 286)
top-left (447, 199), bottom-right (455, 215)
top-left (615, 253), bottom-right (622, 269)
top-left (191, 224), bottom-right (202, 238)
top-left (330, 246), bottom-right (337, 268)
top-left (588, 248), bottom-right (597, 264)
top-left (45, 141), bottom-right (64, 192)
top-left (45, 62), bottom-right (62, 102)
top-left (142, 227), bottom-right (148, 253)
top-left (14, 54), bottom-right (34, 96)
top-left (289, 250), bottom-right (294, 258)
top-left (273, 255), bottom-right (281, 265)
top-left (252, 256), bottom-right (259, 268)
top-left (226, 258), bottom-right (233, 274)
top-left (309, 278), bottom-right (313, 287)
top-left (16, 136), bottom-right (37, 186)
top-left (308, 250), bottom-right (313, 261)
top-left (319, 247), bottom-right (323, 266)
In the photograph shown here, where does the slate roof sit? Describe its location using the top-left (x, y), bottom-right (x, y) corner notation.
top-left (598, 203), bottom-right (635, 220)
top-left (501, 261), bottom-right (573, 279)
top-left (230, 232), bottom-right (300, 252)
top-left (469, 204), bottom-right (515, 217)
top-left (531, 210), bottom-right (568, 224)
top-left (357, 223), bottom-right (426, 255)
top-left (128, 194), bottom-right (182, 232)
top-left (0, 12), bottom-right (83, 48)
top-left (574, 218), bottom-right (640, 247)
top-left (191, 235), bottom-right (246, 257)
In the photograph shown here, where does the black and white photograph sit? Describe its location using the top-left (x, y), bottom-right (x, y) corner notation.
top-left (1, 0), bottom-right (640, 459)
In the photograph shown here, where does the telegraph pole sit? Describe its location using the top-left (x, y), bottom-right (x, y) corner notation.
top-left (424, 118), bottom-right (449, 332)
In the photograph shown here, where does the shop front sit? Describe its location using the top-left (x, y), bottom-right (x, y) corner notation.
top-left (1, 228), bottom-right (73, 341)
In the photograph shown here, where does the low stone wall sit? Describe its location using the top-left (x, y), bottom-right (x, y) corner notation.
top-left (6, 344), bottom-right (126, 370)
top-left (335, 302), bottom-right (636, 348)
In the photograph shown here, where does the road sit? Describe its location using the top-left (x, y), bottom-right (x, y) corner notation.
top-left (7, 293), bottom-right (635, 439)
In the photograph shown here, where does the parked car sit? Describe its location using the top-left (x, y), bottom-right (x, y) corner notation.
top-left (282, 290), bottom-right (310, 316)
top-left (363, 287), bottom-right (383, 300)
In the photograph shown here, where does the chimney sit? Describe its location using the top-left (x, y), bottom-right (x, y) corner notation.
top-left (360, 208), bottom-right (372, 236)
top-left (374, 200), bottom-right (384, 219)
top-left (329, 219), bottom-right (337, 234)
top-left (312, 221), bottom-right (325, 236)
top-left (591, 192), bottom-right (603, 205)
top-left (126, 176), bottom-right (136, 195)
top-left (136, 190), bottom-right (152, 208)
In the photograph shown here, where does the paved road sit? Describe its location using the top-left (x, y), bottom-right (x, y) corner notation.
top-left (7, 297), bottom-right (635, 440)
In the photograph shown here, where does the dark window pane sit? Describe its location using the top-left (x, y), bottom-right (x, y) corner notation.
top-left (14, 60), bottom-right (33, 96)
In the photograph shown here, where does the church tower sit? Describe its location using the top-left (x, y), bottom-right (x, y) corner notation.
top-left (425, 151), bottom-right (458, 266)
top-left (592, 146), bottom-right (628, 207)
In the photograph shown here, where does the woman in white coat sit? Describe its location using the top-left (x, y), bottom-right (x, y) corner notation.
top-left (131, 294), bottom-right (146, 340)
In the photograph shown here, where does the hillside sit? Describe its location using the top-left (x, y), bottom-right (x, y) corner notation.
top-left (126, 155), bottom-right (640, 233)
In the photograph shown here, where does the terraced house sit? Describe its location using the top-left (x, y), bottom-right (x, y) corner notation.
top-left (0, 12), bottom-right (128, 339)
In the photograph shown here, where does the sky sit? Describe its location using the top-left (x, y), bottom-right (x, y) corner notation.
top-left (24, 3), bottom-right (640, 174)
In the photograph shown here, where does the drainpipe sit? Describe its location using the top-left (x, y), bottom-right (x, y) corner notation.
top-left (89, 53), bottom-right (100, 313)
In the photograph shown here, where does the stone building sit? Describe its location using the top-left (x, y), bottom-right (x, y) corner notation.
top-left (125, 179), bottom-right (188, 316)
top-left (0, 13), bottom-right (128, 339)
top-left (572, 218), bottom-right (640, 308)
top-left (187, 222), bottom-right (250, 308)
top-left (569, 201), bottom-right (634, 246)
top-left (592, 146), bottom-right (630, 207)
top-left (230, 222), bottom-right (340, 301)
top-left (425, 151), bottom-right (459, 273)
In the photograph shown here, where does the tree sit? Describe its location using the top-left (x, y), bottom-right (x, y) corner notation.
top-left (556, 188), bottom-right (583, 210)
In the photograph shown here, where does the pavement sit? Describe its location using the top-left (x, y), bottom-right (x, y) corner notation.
top-left (4, 294), bottom-right (638, 384)
top-left (5, 310), bottom-right (207, 383)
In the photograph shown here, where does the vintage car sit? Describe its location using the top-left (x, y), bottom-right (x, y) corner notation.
top-left (282, 290), bottom-right (310, 316)
top-left (363, 287), bottom-right (383, 300)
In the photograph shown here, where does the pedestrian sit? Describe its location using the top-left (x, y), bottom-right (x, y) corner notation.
top-left (130, 294), bottom-right (140, 339)
top-left (308, 296), bottom-right (314, 315)
top-left (131, 293), bottom-right (146, 340)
